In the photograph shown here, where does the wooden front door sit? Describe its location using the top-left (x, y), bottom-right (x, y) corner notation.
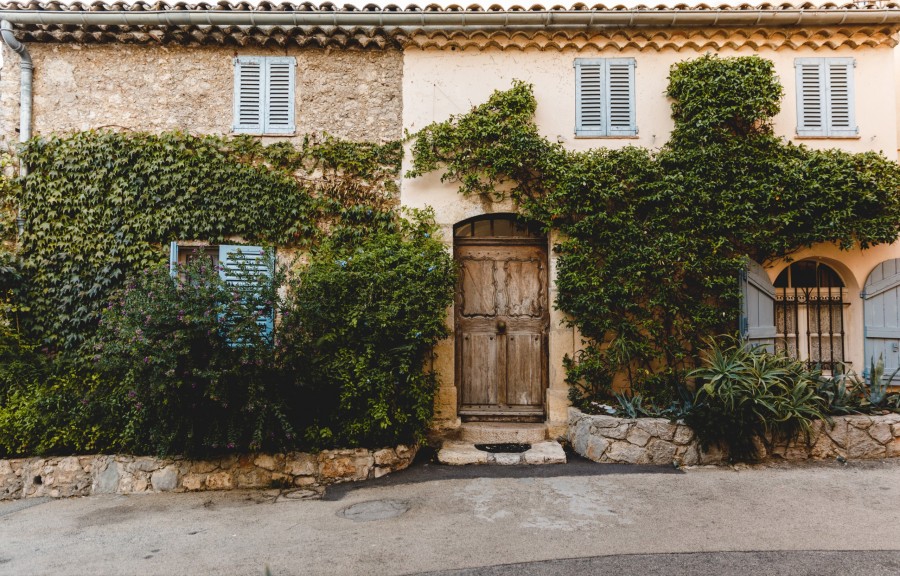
top-left (454, 217), bottom-right (549, 422)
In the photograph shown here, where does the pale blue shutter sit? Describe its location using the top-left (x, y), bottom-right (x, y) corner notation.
top-left (233, 56), bottom-right (264, 134)
top-left (169, 241), bottom-right (179, 278)
top-left (606, 59), bottom-right (637, 136)
top-left (219, 245), bottom-right (274, 341)
top-left (740, 260), bottom-right (777, 352)
top-left (575, 59), bottom-right (605, 137)
top-left (796, 59), bottom-right (826, 137)
top-left (262, 57), bottom-right (296, 135)
top-left (824, 58), bottom-right (857, 137)
top-left (796, 58), bottom-right (857, 137)
top-left (863, 259), bottom-right (900, 383)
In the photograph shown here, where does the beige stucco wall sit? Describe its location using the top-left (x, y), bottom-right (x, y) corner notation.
top-left (0, 43), bottom-right (403, 146)
top-left (402, 45), bottom-right (897, 156)
top-left (402, 42), bottom-right (900, 430)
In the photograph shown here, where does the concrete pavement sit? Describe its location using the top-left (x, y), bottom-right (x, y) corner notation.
top-left (2, 453), bottom-right (899, 575)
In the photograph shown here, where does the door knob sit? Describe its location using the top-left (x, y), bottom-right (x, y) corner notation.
top-left (496, 319), bottom-right (507, 333)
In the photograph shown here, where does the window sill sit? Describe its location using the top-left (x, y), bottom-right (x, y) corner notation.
top-left (574, 135), bottom-right (640, 140)
top-left (793, 135), bottom-right (861, 140)
top-left (231, 131), bottom-right (297, 137)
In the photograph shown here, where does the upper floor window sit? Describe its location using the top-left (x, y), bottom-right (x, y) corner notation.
top-left (795, 57), bottom-right (857, 138)
top-left (233, 56), bottom-right (296, 135)
top-left (574, 58), bottom-right (637, 137)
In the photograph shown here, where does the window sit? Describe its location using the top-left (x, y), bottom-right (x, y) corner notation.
top-left (169, 242), bottom-right (275, 339)
top-left (574, 58), bottom-right (637, 137)
top-left (774, 261), bottom-right (846, 373)
top-left (795, 57), bottom-right (857, 137)
top-left (233, 56), bottom-right (296, 135)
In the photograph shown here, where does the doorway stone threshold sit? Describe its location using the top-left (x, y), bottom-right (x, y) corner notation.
top-left (437, 440), bottom-right (566, 465)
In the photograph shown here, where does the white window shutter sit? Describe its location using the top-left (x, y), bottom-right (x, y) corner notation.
top-left (825, 58), bottom-right (857, 137)
top-left (606, 58), bottom-right (637, 136)
top-left (263, 57), bottom-right (296, 135)
top-left (575, 59), bottom-right (605, 137)
top-left (233, 57), bottom-right (264, 134)
top-left (796, 59), bottom-right (825, 136)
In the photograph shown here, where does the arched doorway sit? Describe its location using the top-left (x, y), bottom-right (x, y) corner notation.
top-left (453, 214), bottom-right (549, 422)
top-left (774, 260), bottom-right (846, 372)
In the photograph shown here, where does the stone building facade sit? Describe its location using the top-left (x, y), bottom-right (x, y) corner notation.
top-left (3, 2), bottom-right (900, 442)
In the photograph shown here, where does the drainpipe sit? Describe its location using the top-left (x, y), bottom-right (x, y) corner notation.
top-left (0, 20), bottom-right (31, 236)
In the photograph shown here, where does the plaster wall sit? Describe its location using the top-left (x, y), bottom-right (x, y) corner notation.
top-left (0, 43), bottom-right (403, 146)
top-left (402, 43), bottom-right (900, 428)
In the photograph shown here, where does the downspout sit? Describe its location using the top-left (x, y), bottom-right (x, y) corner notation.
top-left (0, 20), bottom-right (31, 236)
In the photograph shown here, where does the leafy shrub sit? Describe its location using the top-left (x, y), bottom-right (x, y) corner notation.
top-left (279, 210), bottom-right (454, 448)
top-left (0, 324), bottom-right (128, 457)
top-left (95, 254), bottom-right (293, 457)
top-left (686, 338), bottom-right (827, 461)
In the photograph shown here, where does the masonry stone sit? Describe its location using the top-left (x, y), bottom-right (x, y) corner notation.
top-left (151, 466), bottom-right (179, 492)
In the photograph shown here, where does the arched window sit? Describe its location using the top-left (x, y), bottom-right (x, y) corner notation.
top-left (774, 261), bottom-right (845, 372)
top-left (453, 214), bottom-right (543, 239)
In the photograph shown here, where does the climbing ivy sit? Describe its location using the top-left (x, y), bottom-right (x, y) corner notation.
top-left (409, 55), bottom-right (900, 403)
top-left (8, 131), bottom-right (401, 349)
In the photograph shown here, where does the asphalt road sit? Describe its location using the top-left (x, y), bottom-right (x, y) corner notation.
top-left (2, 453), bottom-right (899, 576)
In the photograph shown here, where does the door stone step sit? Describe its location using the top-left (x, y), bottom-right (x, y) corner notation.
top-left (437, 440), bottom-right (566, 465)
top-left (459, 422), bottom-right (548, 444)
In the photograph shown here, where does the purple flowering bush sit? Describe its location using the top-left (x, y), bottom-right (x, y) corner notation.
top-left (95, 252), bottom-right (292, 457)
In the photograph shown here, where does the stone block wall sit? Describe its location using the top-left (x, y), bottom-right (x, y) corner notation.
top-left (0, 43), bottom-right (403, 148)
top-left (0, 445), bottom-right (416, 501)
top-left (568, 408), bottom-right (900, 466)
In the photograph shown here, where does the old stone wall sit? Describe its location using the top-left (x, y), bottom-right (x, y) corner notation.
top-left (568, 408), bottom-right (900, 466)
top-left (0, 43), bottom-right (403, 148)
top-left (0, 445), bottom-right (416, 500)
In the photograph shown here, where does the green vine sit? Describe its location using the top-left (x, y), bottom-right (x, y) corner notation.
top-left (409, 55), bottom-right (900, 402)
top-left (8, 131), bottom-right (401, 349)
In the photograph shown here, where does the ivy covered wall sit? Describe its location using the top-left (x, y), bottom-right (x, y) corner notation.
top-left (408, 55), bottom-right (900, 404)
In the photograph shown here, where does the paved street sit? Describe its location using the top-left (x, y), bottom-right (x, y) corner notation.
top-left (2, 453), bottom-right (899, 575)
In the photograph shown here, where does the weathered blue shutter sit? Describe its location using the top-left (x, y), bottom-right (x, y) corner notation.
top-left (740, 260), bottom-right (777, 352)
top-left (233, 56), bottom-right (264, 134)
top-left (605, 59), bottom-right (637, 137)
top-left (575, 59), bottom-right (605, 137)
top-left (169, 241), bottom-right (179, 278)
top-left (824, 58), bottom-right (857, 137)
top-left (219, 245), bottom-right (274, 341)
top-left (262, 57), bottom-right (296, 134)
top-left (863, 259), bottom-right (900, 383)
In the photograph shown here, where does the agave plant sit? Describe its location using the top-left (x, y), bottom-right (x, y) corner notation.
top-left (686, 337), bottom-right (827, 462)
top-left (867, 353), bottom-right (900, 407)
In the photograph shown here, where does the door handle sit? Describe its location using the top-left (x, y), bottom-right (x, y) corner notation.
top-left (496, 319), bottom-right (507, 333)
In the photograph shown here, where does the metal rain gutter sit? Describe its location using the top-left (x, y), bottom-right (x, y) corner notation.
top-left (0, 9), bottom-right (898, 30)
top-left (0, 19), bottom-right (32, 236)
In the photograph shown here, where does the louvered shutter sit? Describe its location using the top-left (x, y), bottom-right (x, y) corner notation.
top-left (233, 56), bottom-right (264, 133)
top-left (263, 57), bottom-right (296, 135)
top-left (740, 259), bottom-right (777, 352)
top-left (796, 58), bottom-right (857, 137)
top-left (863, 259), bottom-right (900, 384)
top-left (575, 58), bottom-right (636, 137)
top-left (605, 59), bottom-right (637, 136)
top-left (219, 245), bottom-right (274, 341)
top-left (575, 59), bottom-right (605, 136)
top-left (169, 241), bottom-right (179, 278)
top-left (824, 58), bottom-right (857, 137)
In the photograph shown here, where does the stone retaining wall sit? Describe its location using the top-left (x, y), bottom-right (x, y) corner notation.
top-left (0, 445), bottom-right (416, 500)
top-left (568, 407), bottom-right (900, 466)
